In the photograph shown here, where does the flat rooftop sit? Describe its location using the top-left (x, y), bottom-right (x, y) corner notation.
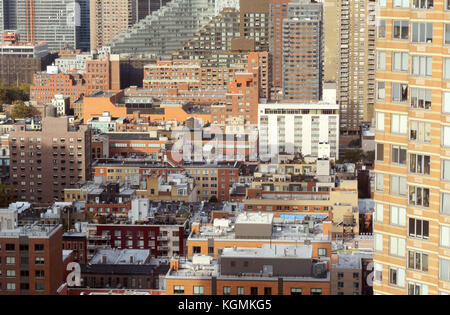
top-left (90, 249), bottom-right (150, 265)
top-left (0, 224), bottom-right (61, 238)
top-left (221, 244), bottom-right (312, 259)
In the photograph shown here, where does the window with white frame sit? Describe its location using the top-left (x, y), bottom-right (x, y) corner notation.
top-left (392, 51), bottom-right (409, 72)
top-left (443, 126), bottom-right (450, 147)
top-left (374, 233), bottom-right (383, 252)
top-left (408, 281), bottom-right (428, 295)
top-left (389, 267), bottom-right (405, 287)
top-left (390, 205), bottom-right (406, 226)
top-left (409, 217), bottom-right (430, 239)
top-left (411, 22), bottom-right (433, 43)
top-left (441, 225), bottom-right (450, 248)
top-left (444, 58), bottom-right (450, 80)
top-left (441, 193), bottom-right (450, 215)
top-left (193, 286), bottom-right (204, 295)
top-left (408, 250), bottom-right (429, 272)
top-left (377, 51), bottom-right (386, 70)
top-left (391, 114), bottom-right (407, 134)
top-left (389, 236), bottom-right (406, 257)
top-left (444, 92), bottom-right (450, 113)
top-left (445, 24), bottom-right (450, 45)
top-left (409, 185), bottom-right (430, 207)
top-left (410, 88), bottom-right (431, 109)
top-left (409, 153), bottom-right (431, 175)
top-left (411, 55), bottom-right (433, 76)
top-left (376, 143), bottom-right (384, 161)
top-left (447, 0), bottom-right (450, 10)
top-left (376, 112), bottom-right (385, 131)
top-left (394, 0), bottom-right (410, 7)
top-left (412, 0), bottom-right (434, 9)
top-left (377, 81), bottom-right (386, 100)
top-left (442, 159), bottom-right (450, 181)
top-left (393, 20), bottom-right (409, 40)
top-left (376, 173), bottom-right (384, 192)
top-left (392, 83), bottom-right (408, 103)
top-left (391, 145), bottom-right (407, 165)
top-left (410, 120), bottom-right (431, 143)
top-left (378, 19), bottom-right (386, 39)
top-left (375, 203), bottom-right (384, 223)
top-left (391, 175), bottom-right (407, 196)
top-left (439, 258), bottom-right (450, 282)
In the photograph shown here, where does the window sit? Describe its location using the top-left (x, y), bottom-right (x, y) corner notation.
top-left (173, 286), bottom-right (184, 294)
top-left (391, 114), bottom-right (407, 134)
top-left (7, 283), bottom-right (16, 291)
top-left (311, 288), bottom-right (322, 295)
top-left (444, 92), bottom-right (450, 113)
top-left (377, 81), bottom-right (386, 100)
top-left (389, 236), bottom-right (406, 257)
top-left (390, 205), bottom-right (406, 226)
top-left (409, 218), bottom-right (430, 239)
top-left (378, 20), bottom-right (386, 39)
top-left (411, 55), bottom-right (432, 76)
top-left (411, 22), bottom-right (433, 43)
top-left (223, 286), bottom-right (231, 295)
top-left (393, 20), bottom-right (409, 40)
top-left (409, 186), bottom-right (430, 208)
top-left (391, 145), bottom-right (407, 165)
top-left (390, 175), bottom-right (407, 196)
top-left (193, 286), bottom-right (204, 295)
top-left (6, 257), bottom-right (15, 264)
top-left (445, 58), bottom-right (450, 80)
top-left (447, 0), bottom-right (450, 10)
top-left (439, 259), bottom-right (450, 281)
top-left (375, 173), bottom-right (384, 192)
top-left (35, 283), bottom-right (45, 291)
top-left (443, 159), bottom-right (450, 181)
top-left (409, 153), bottom-right (431, 175)
top-left (250, 287), bottom-right (258, 295)
top-left (408, 282), bottom-right (428, 295)
top-left (410, 88), bottom-right (432, 109)
top-left (193, 246), bottom-right (201, 254)
top-left (441, 193), bottom-right (450, 215)
top-left (264, 287), bottom-right (272, 295)
top-left (445, 24), bottom-right (450, 45)
top-left (318, 248), bottom-right (327, 256)
top-left (392, 83), bottom-right (408, 103)
top-left (376, 112), bottom-right (385, 131)
top-left (375, 203), bottom-right (384, 223)
top-left (410, 120), bottom-right (431, 143)
top-left (34, 244), bottom-right (44, 252)
top-left (374, 233), bottom-right (383, 252)
top-left (377, 51), bottom-right (386, 70)
top-left (408, 250), bottom-right (429, 272)
top-left (441, 225), bottom-right (450, 248)
top-left (5, 244), bottom-right (15, 251)
top-left (389, 267), bottom-right (405, 287)
top-left (376, 143), bottom-right (384, 161)
top-left (237, 287), bottom-right (244, 295)
top-left (412, 0), bottom-right (433, 9)
top-left (394, 0), bottom-right (410, 7)
top-left (392, 52), bottom-right (409, 72)
top-left (444, 126), bottom-right (450, 147)
top-left (290, 288), bottom-right (302, 295)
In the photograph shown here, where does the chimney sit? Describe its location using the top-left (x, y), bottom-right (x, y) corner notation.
top-left (101, 255), bottom-right (107, 264)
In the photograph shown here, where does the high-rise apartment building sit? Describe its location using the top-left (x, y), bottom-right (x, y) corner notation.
top-left (337, 0), bottom-right (376, 135)
top-left (9, 117), bottom-right (92, 205)
top-left (135, 0), bottom-right (170, 21)
top-left (90, 0), bottom-right (136, 51)
top-left (373, 0), bottom-right (450, 295)
top-left (282, 0), bottom-right (324, 102)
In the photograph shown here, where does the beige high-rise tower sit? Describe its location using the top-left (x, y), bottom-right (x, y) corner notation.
top-left (373, 0), bottom-right (450, 295)
top-left (337, 0), bottom-right (376, 135)
top-left (90, 0), bottom-right (137, 50)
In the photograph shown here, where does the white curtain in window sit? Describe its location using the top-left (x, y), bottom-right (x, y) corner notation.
top-left (443, 92), bottom-right (450, 113)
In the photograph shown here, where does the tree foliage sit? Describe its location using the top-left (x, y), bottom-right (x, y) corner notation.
top-left (10, 100), bottom-right (32, 119)
top-left (0, 184), bottom-right (18, 207)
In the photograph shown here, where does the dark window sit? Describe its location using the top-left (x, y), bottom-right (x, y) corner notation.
top-left (5, 244), bottom-right (15, 251)
top-left (264, 287), bottom-right (272, 295)
top-left (34, 244), bottom-right (44, 252)
top-left (250, 287), bottom-right (258, 295)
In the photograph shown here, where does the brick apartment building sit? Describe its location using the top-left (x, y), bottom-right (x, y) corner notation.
top-left (8, 117), bottom-right (92, 205)
top-left (0, 224), bottom-right (63, 295)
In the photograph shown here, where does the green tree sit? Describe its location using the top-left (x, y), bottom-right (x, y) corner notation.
top-left (10, 100), bottom-right (32, 119)
top-left (0, 184), bottom-right (18, 207)
top-left (343, 149), bottom-right (364, 163)
top-left (364, 150), bottom-right (375, 163)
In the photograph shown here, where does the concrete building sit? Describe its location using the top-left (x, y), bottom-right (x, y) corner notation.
top-left (258, 102), bottom-right (339, 160)
top-left (373, 0), bottom-right (450, 296)
top-left (0, 208), bottom-right (17, 230)
top-left (0, 224), bottom-right (63, 295)
top-left (8, 117), bottom-right (92, 204)
top-left (337, 0), bottom-right (376, 135)
top-left (281, 0), bottom-right (323, 102)
top-left (0, 32), bottom-right (55, 86)
top-left (89, 0), bottom-right (136, 50)
top-left (323, 0), bottom-right (338, 82)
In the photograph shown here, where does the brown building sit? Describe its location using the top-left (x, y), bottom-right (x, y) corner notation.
top-left (331, 251), bottom-right (373, 295)
top-left (0, 224), bottom-right (63, 295)
top-left (90, 0), bottom-right (136, 50)
top-left (8, 117), bottom-right (92, 205)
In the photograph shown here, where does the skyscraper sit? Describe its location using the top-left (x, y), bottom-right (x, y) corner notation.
top-left (373, 0), bottom-right (450, 295)
top-left (337, 0), bottom-right (376, 135)
top-left (90, 0), bottom-right (136, 50)
top-left (281, 0), bottom-right (323, 102)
